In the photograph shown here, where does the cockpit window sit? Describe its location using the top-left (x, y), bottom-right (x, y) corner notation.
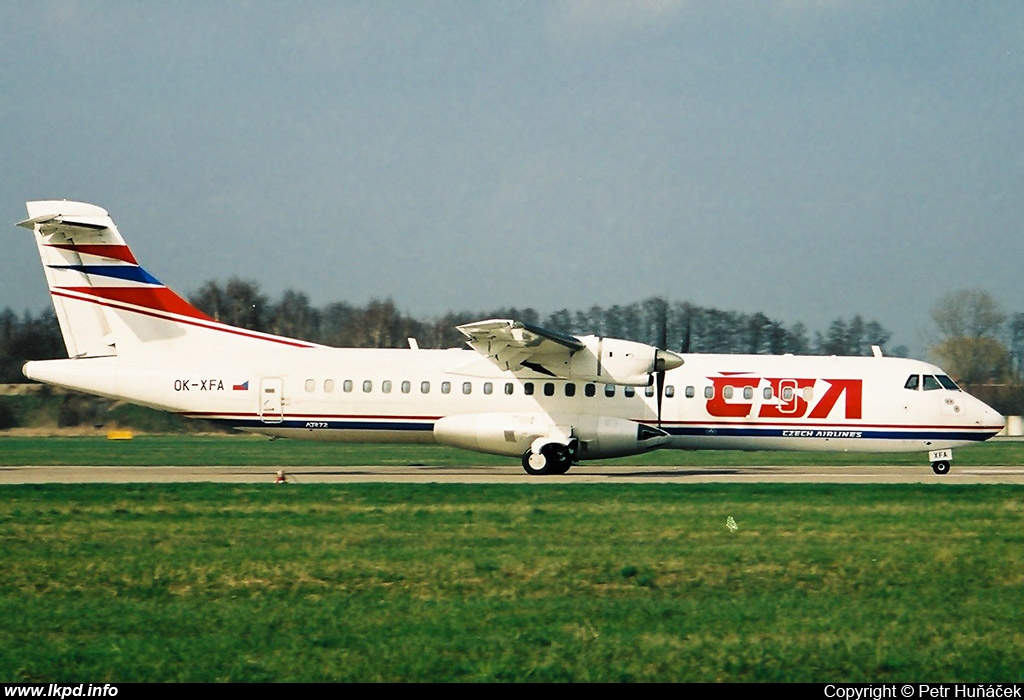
top-left (922, 375), bottom-right (942, 391)
top-left (904, 375), bottom-right (920, 390)
top-left (936, 375), bottom-right (960, 391)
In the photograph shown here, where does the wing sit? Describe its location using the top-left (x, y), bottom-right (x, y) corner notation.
top-left (456, 319), bottom-right (584, 376)
top-left (457, 318), bottom-right (683, 384)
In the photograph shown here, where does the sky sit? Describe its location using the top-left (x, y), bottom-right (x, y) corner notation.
top-left (2, 1), bottom-right (1022, 356)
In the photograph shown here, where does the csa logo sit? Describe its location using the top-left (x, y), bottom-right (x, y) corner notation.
top-left (705, 374), bottom-right (863, 420)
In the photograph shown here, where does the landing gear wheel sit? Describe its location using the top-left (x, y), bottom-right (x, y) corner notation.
top-left (550, 452), bottom-right (573, 475)
top-left (931, 460), bottom-right (951, 476)
top-left (521, 444), bottom-right (573, 476)
top-left (522, 449), bottom-right (551, 476)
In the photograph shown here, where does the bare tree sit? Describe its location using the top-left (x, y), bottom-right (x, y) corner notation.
top-left (930, 288), bottom-right (1011, 383)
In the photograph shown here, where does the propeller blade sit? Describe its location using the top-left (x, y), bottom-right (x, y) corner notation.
top-left (659, 302), bottom-right (668, 352)
top-left (656, 369), bottom-right (666, 426)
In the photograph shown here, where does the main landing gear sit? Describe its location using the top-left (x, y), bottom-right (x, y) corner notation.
top-left (521, 441), bottom-right (577, 476)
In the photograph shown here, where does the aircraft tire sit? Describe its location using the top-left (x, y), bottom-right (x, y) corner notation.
top-left (931, 460), bottom-right (951, 475)
top-left (550, 458), bottom-right (572, 475)
top-left (522, 448), bottom-right (552, 476)
top-left (521, 444), bottom-right (572, 476)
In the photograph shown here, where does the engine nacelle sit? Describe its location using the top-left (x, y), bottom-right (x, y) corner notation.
top-left (558, 336), bottom-right (682, 386)
top-left (433, 412), bottom-right (669, 460)
top-left (572, 414), bottom-right (671, 459)
top-left (434, 413), bottom-right (560, 457)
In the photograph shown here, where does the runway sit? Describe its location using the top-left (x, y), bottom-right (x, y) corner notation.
top-left (3, 464), bottom-right (1024, 484)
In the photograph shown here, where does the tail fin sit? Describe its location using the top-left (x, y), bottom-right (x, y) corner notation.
top-left (19, 200), bottom-right (317, 358)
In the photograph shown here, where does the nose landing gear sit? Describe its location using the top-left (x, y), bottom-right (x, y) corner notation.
top-left (928, 448), bottom-right (953, 475)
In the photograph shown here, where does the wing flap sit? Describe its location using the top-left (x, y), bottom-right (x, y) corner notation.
top-left (457, 319), bottom-right (585, 373)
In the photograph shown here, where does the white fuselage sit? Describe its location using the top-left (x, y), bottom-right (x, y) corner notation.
top-left (23, 344), bottom-right (1005, 459)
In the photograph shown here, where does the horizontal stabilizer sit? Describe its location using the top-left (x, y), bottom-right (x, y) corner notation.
top-left (18, 201), bottom-right (115, 235)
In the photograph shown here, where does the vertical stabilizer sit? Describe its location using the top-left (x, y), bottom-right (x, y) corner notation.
top-left (18, 200), bottom-right (319, 359)
top-left (20, 201), bottom-right (136, 358)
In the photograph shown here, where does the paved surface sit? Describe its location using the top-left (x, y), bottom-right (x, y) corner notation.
top-left (2, 464), bottom-right (1024, 484)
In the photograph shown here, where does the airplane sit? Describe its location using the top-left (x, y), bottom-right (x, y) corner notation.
top-left (15, 200), bottom-right (1006, 476)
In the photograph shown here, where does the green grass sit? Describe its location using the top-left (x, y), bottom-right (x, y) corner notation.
top-left (1, 436), bottom-right (1021, 681)
top-left (0, 433), bottom-right (1021, 467)
top-left (0, 483), bottom-right (1023, 682)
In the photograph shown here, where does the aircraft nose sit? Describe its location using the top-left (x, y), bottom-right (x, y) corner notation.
top-left (990, 406), bottom-right (1006, 431)
top-left (974, 397), bottom-right (1005, 433)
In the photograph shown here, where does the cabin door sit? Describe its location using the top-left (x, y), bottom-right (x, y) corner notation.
top-left (259, 377), bottom-right (284, 423)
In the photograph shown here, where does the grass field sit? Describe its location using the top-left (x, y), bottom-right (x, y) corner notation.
top-left (1, 436), bottom-right (1022, 682)
top-left (0, 433), bottom-right (1022, 467)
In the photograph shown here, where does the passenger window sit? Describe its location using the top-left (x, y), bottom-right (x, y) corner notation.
top-left (343, 380), bottom-right (353, 393)
top-left (685, 386), bottom-right (695, 399)
top-left (782, 387), bottom-right (794, 401)
top-left (324, 379), bottom-right (335, 393)
top-left (462, 382), bottom-right (472, 395)
top-left (524, 382), bottom-right (534, 396)
top-left (763, 386), bottom-right (773, 400)
top-left (904, 375), bottom-right (920, 391)
top-left (565, 383), bottom-right (576, 397)
top-left (441, 381), bottom-right (451, 394)
top-left (645, 385), bottom-right (655, 398)
top-left (704, 386), bottom-right (714, 399)
top-left (504, 382), bottom-right (514, 395)
top-left (401, 380), bottom-right (411, 394)
top-left (724, 386), bottom-right (734, 400)
top-left (923, 375), bottom-right (942, 391)
top-left (665, 385), bottom-right (675, 398)
top-left (544, 383), bottom-right (555, 396)
top-left (743, 386), bottom-right (753, 400)
top-left (382, 380), bottom-right (392, 394)
top-left (305, 379), bottom-right (315, 392)
top-left (624, 386), bottom-right (635, 398)
top-left (605, 384), bottom-right (615, 397)
top-left (483, 382), bottom-right (493, 395)
top-left (585, 384), bottom-right (596, 397)
top-left (421, 381), bottom-right (431, 394)
top-left (362, 380), bottom-right (373, 393)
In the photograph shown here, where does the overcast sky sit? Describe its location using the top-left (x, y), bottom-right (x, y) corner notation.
top-left (3, 1), bottom-right (1022, 355)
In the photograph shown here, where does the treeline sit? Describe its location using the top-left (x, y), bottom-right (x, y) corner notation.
top-left (191, 279), bottom-right (904, 356)
top-left (0, 278), bottom-right (902, 383)
top-left (189, 279), bottom-right (900, 356)
top-left (0, 309), bottom-right (66, 384)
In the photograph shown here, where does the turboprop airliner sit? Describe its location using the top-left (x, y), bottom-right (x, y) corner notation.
top-left (16, 200), bottom-right (1005, 475)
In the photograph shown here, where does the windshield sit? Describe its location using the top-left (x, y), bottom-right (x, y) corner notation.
top-left (905, 374), bottom-right (961, 391)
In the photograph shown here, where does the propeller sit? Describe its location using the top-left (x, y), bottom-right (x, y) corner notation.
top-left (650, 301), bottom-right (683, 427)
top-left (655, 359), bottom-right (667, 427)
top-left (652, 347), bottom-right (683, 426)
top-left (681, 306), bottom-right (692, 354)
